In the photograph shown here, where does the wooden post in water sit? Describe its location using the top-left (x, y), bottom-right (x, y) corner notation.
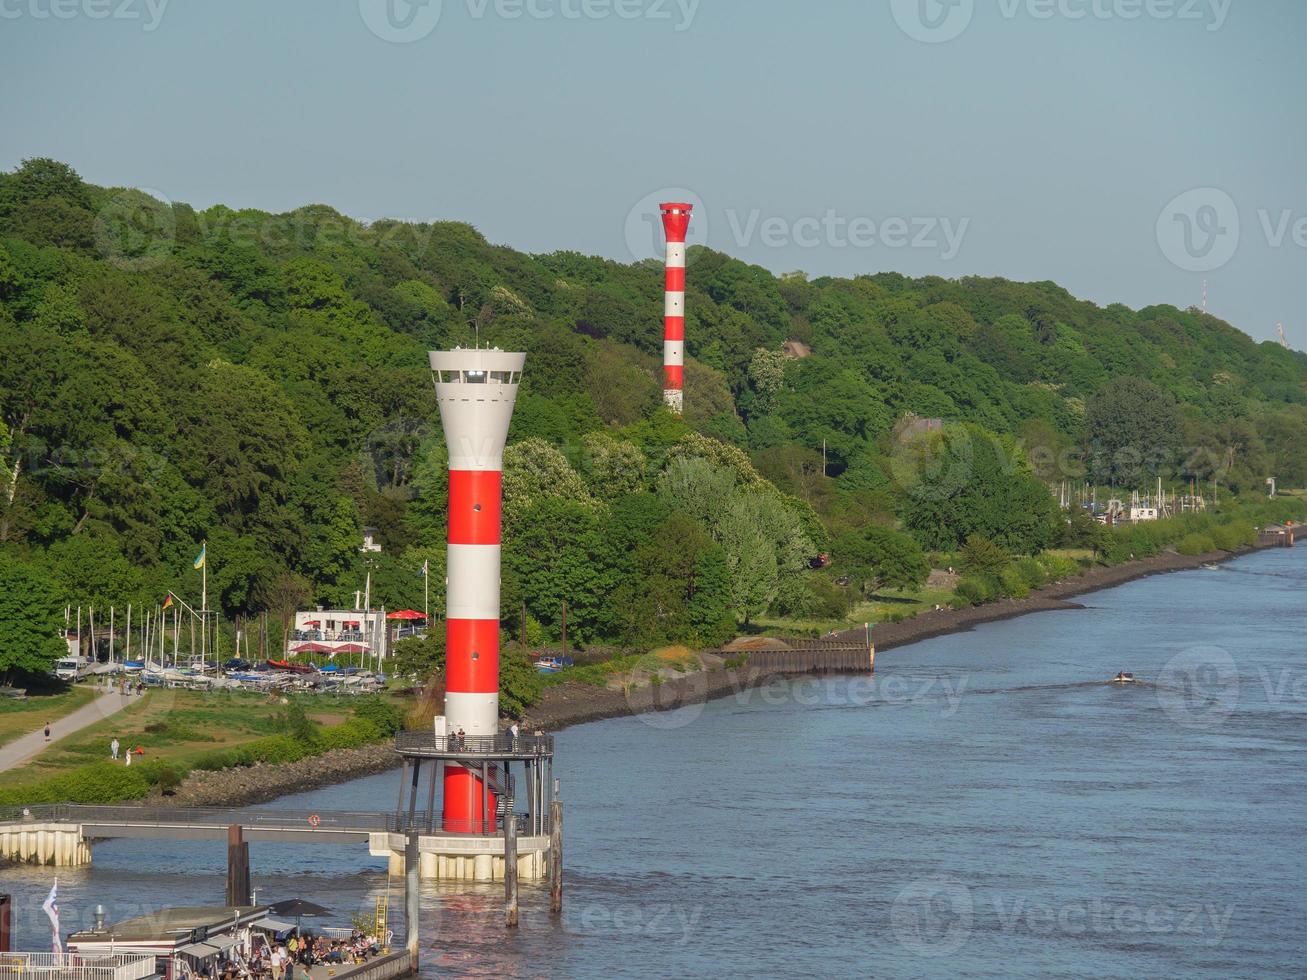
top-left (548, 782), bottom-right (563, 915)
top-left (404, 831), bottom-right (420, 972)
top-left (0, 893), bottom-right (12, 953)
top-left (226, 824), bottom-right (251, 906)
top-left (504, 804), bottom-right (519, 928)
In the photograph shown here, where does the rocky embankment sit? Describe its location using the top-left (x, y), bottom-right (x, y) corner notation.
top-left (163, 741), bottom-right (400, 808)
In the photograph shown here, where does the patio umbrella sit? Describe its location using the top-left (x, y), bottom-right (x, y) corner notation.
top-left (267, 899), bottom-right (332, 934)
top-left (386, 610), bottom-right (425, 621)
top-left (290, 643), bottom-right (331, 655)
top-left (334, 643), bottom-right (369, 654)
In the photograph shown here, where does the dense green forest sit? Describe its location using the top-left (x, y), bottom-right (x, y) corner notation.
top-left (2, 158), bottom-right (1305, 673)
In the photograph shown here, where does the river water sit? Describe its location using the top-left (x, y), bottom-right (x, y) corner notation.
top-left (4, 547), bottom-right (1305, 978)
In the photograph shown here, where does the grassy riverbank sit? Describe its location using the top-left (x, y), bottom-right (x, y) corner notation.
top-left (0, 690), bottom-right (407, 807)
top-left (0, 686), bottom-right (98, 748)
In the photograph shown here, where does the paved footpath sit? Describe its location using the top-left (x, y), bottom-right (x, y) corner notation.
top-left (0, 689), bottom-right (135, 772)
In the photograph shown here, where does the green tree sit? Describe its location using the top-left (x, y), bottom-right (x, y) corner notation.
top-left (610, 513), bottom-right (734, 646)
top-left (389, 632), bottom-right (445, 680)
top-left (900, 424), bottom-right (1060, 553)
top-left (503, 497), bottom-right (619, 644)
top-left (745, 346), bottom-right (788, 416)
top-left (499, 644), bottom-right (542, 718)
top-left (502, 438), bottom-right (590, 524)
top-left (957, 535), bottom-right (1009, 578)
top-left (578, 432), bottom-right (646, 501)
top-left (834, 525), bottom-right (928, 593)
top-left (1084, 377), bottom-right (1182, 488)
top-left (0, 553), bottom-right (66, 683)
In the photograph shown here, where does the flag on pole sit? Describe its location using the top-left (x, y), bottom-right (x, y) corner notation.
top-left (162, 594), bottom-right (174, 611)
top-left (193, 545), bottom-right (206, 570)
top-left (42, 879), bottom-right (62, 960)
top-left (418, 560), bottom-right (428, 578)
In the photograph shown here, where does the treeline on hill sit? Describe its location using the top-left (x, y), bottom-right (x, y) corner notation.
top-left (1, 158), bottom-right (1306, 682)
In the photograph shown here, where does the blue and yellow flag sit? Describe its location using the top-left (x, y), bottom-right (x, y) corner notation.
top-left (193, 544), bottom-right (206, 570)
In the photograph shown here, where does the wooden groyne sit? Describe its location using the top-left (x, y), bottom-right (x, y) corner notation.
top-left (709, 634), bottom-right (874, 674)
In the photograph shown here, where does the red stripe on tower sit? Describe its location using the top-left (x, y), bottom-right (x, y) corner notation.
top-left (660, 202), bottom-right (692, 416)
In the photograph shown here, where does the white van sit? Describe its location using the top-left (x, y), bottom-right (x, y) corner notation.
top-left (54, 657), bottom-right (89, 681)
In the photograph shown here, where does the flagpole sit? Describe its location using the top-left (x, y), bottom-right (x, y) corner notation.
top-left (125, 603), bottom-right (131, 661)
top-left (200, 539), bottom-right (208, 669)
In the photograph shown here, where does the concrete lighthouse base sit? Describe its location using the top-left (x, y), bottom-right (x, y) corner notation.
top-left (0, 822), bottom-right (93, 867)
top-left (371, 832), bottom-right (549, 882)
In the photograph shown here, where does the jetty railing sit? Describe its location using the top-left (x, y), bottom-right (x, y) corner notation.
top-left (0, 804), bottom-right (535, 838)
top-left (394, 732), bottom-right (554, 757)
top-left (0, 953), bottom-right (155, 980)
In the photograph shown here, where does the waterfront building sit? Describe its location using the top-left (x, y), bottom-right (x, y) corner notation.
top-left (288, 608), bottom-right (388, 661)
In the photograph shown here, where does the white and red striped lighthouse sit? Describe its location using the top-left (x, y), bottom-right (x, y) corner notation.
top-left (429, 348), bottom-right (525, 834)
top-left (660, 202), bottom-right (693, 416)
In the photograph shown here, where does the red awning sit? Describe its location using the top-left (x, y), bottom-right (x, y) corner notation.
top-left (291, 643), bottom-right (331, 654)
top-left (386, 610), bottom-right (426, 621)
top-left (302, 621), bottom-right (321, 628)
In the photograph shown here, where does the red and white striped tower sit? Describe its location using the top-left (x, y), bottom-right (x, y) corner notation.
top-left (660, 202), bottom-right (693, 416)
top-left (429, 348), bottom-right (525, 834)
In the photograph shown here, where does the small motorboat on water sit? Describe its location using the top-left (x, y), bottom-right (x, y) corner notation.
top-left (1109, 672), bottom-right (1137, 684)
top-left (1201, 563), bottom-right (1221, 571)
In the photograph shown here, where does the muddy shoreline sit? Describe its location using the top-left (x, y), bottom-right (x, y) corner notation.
top-left (162, 544), bottom-right (1267, 807)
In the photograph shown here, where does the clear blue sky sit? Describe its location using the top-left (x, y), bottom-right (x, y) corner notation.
top-left (2, 0), bottom-right (1303, 346)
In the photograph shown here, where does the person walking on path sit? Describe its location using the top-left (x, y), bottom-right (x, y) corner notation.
top-left (0, 687), bottom-right (131, 773)
top-left (110, 738), bottom-right (120, 760)
top-left (124, 749), bottom-right (132, 767)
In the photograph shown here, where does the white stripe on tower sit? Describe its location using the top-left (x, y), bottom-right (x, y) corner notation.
top-left (429, 347), bottom-right (525, 833)
top-left (660, 202), bottom-right (693, 416)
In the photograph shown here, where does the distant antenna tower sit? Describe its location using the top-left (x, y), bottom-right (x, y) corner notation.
top-left (1201, 279), bottom-right (1208, 314)
top-left (1278, 323), bottom-right (1290, 349)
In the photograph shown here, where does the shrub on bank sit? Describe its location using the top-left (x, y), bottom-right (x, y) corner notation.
top-left (998, 565), bottom-right (1030, 599)
top-left (0, 762), bottom-right (151, 806)
top-left (1038, 554), bottom-right (1079, 582)
top-left (1175, 533), bottom-right (1217, 556)
top-left (353, 696), bottom-right (405, 736)
top-left (1012, 557), bottom-right (1047, 590)
top-left (315, 718), bottom-right (383, 752)
top-left (1210, 522), bottom-right (1255, 552)
top-left (955, 576), bottom-right (998, 606)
